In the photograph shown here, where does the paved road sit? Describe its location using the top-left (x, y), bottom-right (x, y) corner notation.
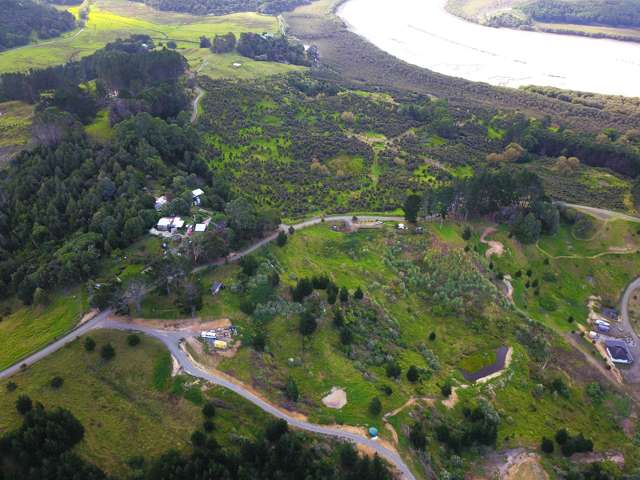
top-left (0, 213), bottom-right (416, 480)
top-left (619, 276), bottom-right (640, 383)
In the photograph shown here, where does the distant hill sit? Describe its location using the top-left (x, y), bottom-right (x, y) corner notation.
top-left (128, 0), bottom-right (309, 16)
top-left (0, 0), bottom-right (76, 52)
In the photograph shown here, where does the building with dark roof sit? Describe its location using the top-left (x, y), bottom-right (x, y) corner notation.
top-left (605, 339), bottom-right (634, 365)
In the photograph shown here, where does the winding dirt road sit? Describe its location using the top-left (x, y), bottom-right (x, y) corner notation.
top-left (0, 213), bottom-right (415, 480)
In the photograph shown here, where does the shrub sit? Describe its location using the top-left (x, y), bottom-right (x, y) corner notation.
top-left (354, 287), bottom-right (364, 300)
top-left (239, 298), bottom-right (256, 315)
top-left (339, 443), bottom-right (358, 468)
top-left (285, 377), bottom-right (299, 402)
top-left (84, 337), bottom-right (96, 352)
top-left (555, 428), bottom-right (569, 445)
top-left (441, 383), bottom-right (452, 398)
top-left (252, 331), bottom-right (266, 351)
top-left (240, 256), bottom-right (259, 276)
top-left (550, 378), bottom-right (570, 398)
top-left (127, 334), bottom-right (141, 347)
top-left (16, 395), bottom-right (32, 415)
top-left (339, 287), bottom-right (349, 303)
top-left (462, 226), bottom-right (472, 240)
top-left (6, 381), bottom-right (17, 392)
top-left (50, 376), bottom-right (64, 389)
top-left (369, 397), bottom-right (382, 415)
top-left (586, 382), bottom-right (606, 404)
top-left (410, 422), bottom-right (427, 450)
top-left (265, 419), bottom-right (288, 443)
top-left (288, 226), bottom-right (295, 235)
top-left (429, 331), bottom-right (436, 341)
top-left (101, 343), bottom-right (115, 361)
top-left (541, 437), bottom-right (554, 454)
top-left (333, 310), bottom-right (344, 328)
top-left (340, 327), bottom-right (353, 345)
top-left (203, 420), bottom-right (214, 432)
top-left (276, 230), bottom-right (287, 247)
top-left (385, 361), bottom-right (401, 379)
top-left (406, 365), bottom-right (420, 383)
top-left (202, 401), bottom-right (216, 418)
top-left (191, 430), bottom-right (206, 447)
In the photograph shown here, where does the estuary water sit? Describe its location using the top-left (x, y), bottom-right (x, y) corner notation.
top-left (337, 0), bottom-right (640, 97)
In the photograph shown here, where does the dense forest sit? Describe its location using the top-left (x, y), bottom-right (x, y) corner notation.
top-left (0, 37), bottom-right (286, 304)
top-left (0, 0), bottom-right (76, 52)
top-left (521, 0), bottom-right (640, 27)
top-left (0, 401), bottom-right (392, 480)
top-left (127, 0), bottom-right (309, 15)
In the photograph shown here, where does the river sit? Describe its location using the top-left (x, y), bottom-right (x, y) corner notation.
top-left (337, 0), bottom-right (640, 97)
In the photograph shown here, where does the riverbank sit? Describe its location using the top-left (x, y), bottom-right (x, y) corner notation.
top-left (336, 0), bottom-right (640, 97)
top-left (284, 0), bottom-right (640, 132)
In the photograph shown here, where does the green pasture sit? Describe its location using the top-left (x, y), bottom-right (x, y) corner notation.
top-left (0, 290), bottom-right (87, 370)
top-left (0, 0), bottom-right (282, 76)
top-left (0, 330), bottom-right (270, 476)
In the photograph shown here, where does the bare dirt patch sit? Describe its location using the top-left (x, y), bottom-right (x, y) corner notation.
top-left (79, 309), bottom-right (99, 326)
top-left (471, 448), bottom-right (548, 480)
top-left (480, 227), bottom-right (504, 258)
top-left (321, 387), bottom-right (347, 409)
top-left (442, 386), bottom-right (463, 409)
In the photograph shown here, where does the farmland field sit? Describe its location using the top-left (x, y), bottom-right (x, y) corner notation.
top-left (0, 0), bottom-right (302, 79)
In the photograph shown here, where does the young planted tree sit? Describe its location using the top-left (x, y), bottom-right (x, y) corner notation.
top-left (84, 337), bottom-right (96, 352)
top-left (101, 343), bottom-right (115, 361)
top-left (276, 230), bottom-right (288, 247)
top-left (285, 377), bottom-right (299, 402)
top-left (369, 397), bottom-right (382, 415)
top-left (403, 194), bottom-right (422, 223)
top-left (15, 395), bottom-right (33, 415)
top-left (339, 287), bottom-right (349, 303)
top-left (406, 365), bottom-right (420, 383)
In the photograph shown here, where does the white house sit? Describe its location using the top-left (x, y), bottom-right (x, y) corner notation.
top-left (192, 188), bottom-right (204, 206)
top-left (156, 217), bottom-right (185, 232)
top-left (195, 223), bottom-right (207, 233)
top-left (157, 217), bottom-right (173, 231)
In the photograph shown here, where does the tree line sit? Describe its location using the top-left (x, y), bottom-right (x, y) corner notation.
top-left (521, 0), bottom-right (640, 28)
top-left (0, 400), bottom-right (393, 480)
top-left (127, 0), bottom-right (309, 16)
top-left (199, 32), bottom-right (318, 67)
top-left (0, 0), bottom-right (76, 52)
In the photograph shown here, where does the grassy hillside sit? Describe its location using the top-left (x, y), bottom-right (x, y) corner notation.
top-left (138, 221), bottom-right (640, 477)
top-left (0, 290), bottom-right (87, 370)
top-left (0, 0), bottom-right (304, 79)
top-left (0, 329), bottom-right (271, 477)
